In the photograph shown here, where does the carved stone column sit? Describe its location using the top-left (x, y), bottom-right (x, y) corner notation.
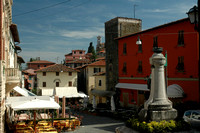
top-left (140, 47), bottom-right (177, 121)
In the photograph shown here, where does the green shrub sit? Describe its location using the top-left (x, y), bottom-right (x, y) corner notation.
top-left (126, 118), bottom-right (190, 133)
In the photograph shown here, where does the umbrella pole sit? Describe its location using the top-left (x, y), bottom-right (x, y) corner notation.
top-left (52, 110), bottom-right (54, 127)
top-left (34, 111), bottom-right (36, 132)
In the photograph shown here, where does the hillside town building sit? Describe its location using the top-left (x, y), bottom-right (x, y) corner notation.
top-left (116, 18), bottom-right (198, 107)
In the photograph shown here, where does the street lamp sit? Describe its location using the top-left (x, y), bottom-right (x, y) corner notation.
top-left (187, 2), bottom-right (200, 103)
top-left (187, 5), bottom-right (198, 29)
top-left (136, 36), bottom-right (142, 45)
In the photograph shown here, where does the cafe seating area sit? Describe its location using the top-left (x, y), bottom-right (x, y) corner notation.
top-left (13, 116), bottom-right (81, 133)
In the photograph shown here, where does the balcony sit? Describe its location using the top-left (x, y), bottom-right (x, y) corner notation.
top-left (5, 68), bottom-right (21, 93)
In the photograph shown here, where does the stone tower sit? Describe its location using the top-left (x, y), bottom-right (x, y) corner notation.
top-left (105, 17), bottom-right (142, 93)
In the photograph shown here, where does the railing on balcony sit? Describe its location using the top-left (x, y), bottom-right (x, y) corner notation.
top-left (5, 68), bottom-right (20, 81)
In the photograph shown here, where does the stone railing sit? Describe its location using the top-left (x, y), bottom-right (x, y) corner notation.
top-left (5, 68), bottom-right (20, 82)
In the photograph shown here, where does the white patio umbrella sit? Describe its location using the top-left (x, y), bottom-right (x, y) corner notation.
top-left (7, 96), bottom-right (60, 132)
top-left (11, 98), bottom-right (60, 111)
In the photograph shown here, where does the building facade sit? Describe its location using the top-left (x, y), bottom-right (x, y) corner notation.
top-left (65, 50), bottom-right (87, 63)
top-left (85, 59), bottom-right (106, 102)
top-left (36, 64), bottom-right (79, 96)
top-left (105, 17), bottom-right (142, 96)
top-left (0, 0), bottom-right (24, 132)
top-left (117, 18), bottom-right (199, 107)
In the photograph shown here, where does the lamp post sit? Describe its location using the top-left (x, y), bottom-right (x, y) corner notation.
top-left (187, 1), bottom-right (200, 103)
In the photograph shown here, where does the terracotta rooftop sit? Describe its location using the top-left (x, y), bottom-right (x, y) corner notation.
top-left (27, 60), bottom-right (55, 64)
top-left (88, 60), bottom-right (105, 66)
top-left (67, 59), bottom-right (91, 64)
top-left (35, 64), bottom-right (79, 72)
top-left (23, 69), bottom-right (36, 75)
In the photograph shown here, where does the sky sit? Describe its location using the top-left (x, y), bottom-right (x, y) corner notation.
top-left (12, 0), bottom-right (197, 64)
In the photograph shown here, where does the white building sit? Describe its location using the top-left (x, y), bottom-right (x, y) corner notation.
top-left (36, 64), bottom-right (80, 97)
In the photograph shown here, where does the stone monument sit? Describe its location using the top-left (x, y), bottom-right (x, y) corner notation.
top-left (139, 47), bottom-right (177, 122)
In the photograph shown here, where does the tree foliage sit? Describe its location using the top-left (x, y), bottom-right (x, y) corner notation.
top-left (87, 42), bottom-right (97, 60)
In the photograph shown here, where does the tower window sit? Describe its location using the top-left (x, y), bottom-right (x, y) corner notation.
top-left (176, 56), bottom-right (184, 72)
top-left (178, 30), bottom-right (184, 46)
top-left (137, 61), bottom-right (143, 73)
top-left (122, 62), bottom-right (127, 74)
top-left (138, 44), bottom-right (142, 53)
top-left (153, 36), bottom-right (158, 48)
top-left (123, 43), bottom-right (127, 55)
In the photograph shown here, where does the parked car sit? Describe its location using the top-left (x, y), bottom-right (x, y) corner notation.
top-left (183, 110), bottom-right (200, 129)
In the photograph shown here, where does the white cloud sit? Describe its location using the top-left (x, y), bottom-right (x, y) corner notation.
top-left (60, 28), bottom-right (104, 39)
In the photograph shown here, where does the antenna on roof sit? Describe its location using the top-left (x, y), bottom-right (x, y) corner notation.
top-left (134, 4), bottom-right (138, 18)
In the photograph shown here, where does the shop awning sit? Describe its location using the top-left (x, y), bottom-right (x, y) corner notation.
top-left (115, 83), bottom-right (149, 91)
top-left (42, 88), bottom-right (54, 96)
top-left (42, 87), bottom-right (88, 98)
top-left (13, 86), bottom-right (36, 97)
top-left (55, 87), bottom-right (88, 98)
top-left (167, 84), bottom-right (185, 98)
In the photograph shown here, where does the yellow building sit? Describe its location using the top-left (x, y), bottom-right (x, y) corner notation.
top-left (93, 72), bottom-right (106, 104)
top-left (85, 59), bottom-right (106, 102)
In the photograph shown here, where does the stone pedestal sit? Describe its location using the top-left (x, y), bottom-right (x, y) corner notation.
top-left (139, 47), bottom-right (177, 122)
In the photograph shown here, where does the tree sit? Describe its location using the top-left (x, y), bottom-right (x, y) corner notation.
top-left (29, 58), bottom-right (37, 62)
top-left (87, 42), bottom-right (95, 53)
top-left (87, 42), bottom-right (97, 61)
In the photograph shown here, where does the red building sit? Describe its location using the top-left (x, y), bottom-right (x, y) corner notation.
top-left (27, 60), bottom-right (55, 70)
top-left (65, 50), bottom-right (88, 63)
top-left (117, 18), bottom-right (199, 107)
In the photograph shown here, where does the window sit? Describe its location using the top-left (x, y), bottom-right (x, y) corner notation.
top-left (43, 82), bottom-right (46, 87)
top-left (123, 43), bottom-right (127, 55)
top-left (56, 82), bottom-right (59, 87)
top-left (122, 62), bottom-right (127, 74)
top-left (80, 51), bottom-right (82, 54)
top-left (138, 44), bottom-right (142, 52)
top-left (68, 81), bottom-right (72, 87)
top-left (176, 56), bottom-right (184, 72)
top-left (137, 61), bottom-right (143, 73)
top-left (56, 72), bottom-right (59, 76)
top-left (38, 65), bottom-right (40, 68)
top-left (94, 68), bottom-right (101, 73)
top-left (153, 36), bottom-right (158, 48)
top-left (43, 72), bottom-right (46, 76)
top-left (98, 80), bottom-right (102, 86)
top-left (178, 30), bottom-right (184, 46)
top-left (44, 65), bottom-right (46, 67)
top-left (74, 51), bottom-right (76, 54)
top-left (69, 72), bottom-right (72, 76)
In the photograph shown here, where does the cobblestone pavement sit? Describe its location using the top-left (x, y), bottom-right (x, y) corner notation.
top-left (65, 112), bottom-right (125, 133)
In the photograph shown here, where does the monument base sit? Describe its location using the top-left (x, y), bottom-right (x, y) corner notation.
top-left (149, 108), bottom-right (177, 121)
top-left (139, 108), bottom-right (177, 122)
